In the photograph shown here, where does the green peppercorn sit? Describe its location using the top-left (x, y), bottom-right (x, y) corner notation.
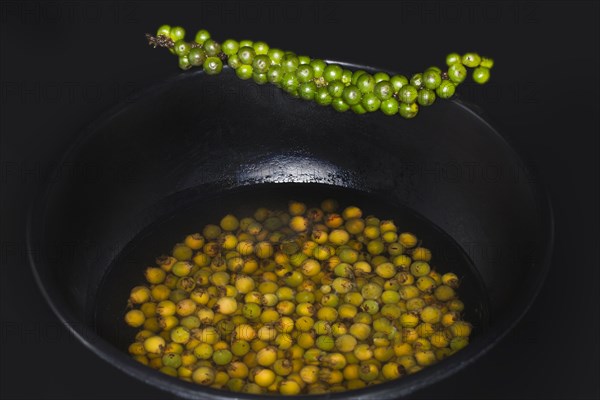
top-left (252, 54), bottom-right (271, 74)
top-left (299, 82), bottom-right (317, 101)
top-left (436, 80), bottom-right (456, 99)
top-left (328, 80), bottom-right (346, 98)
top-left (410, 73), bottom-right (424, 88)
top-left (342, 85), bottom-right (362, 106)
top-left (236, 65), bottom-right (253, 80)
top-left (374, 81), bottom-right (394, 100)
top-left (323, 64), bottom-right (343, 82)
top-left (380, 98), bottom-right (399, 116)
top-left (188, 48), bottom-right (207, 67)
top-left (315, 87), bottom-right (333, 106)
top-left (170, 26), bottom-right (186, 42)
top-left (423, 70), bottom-right (442, 90)
top-left (472, 67), bottom-right (490, 84)
top-left (282, 54), bottom-right (300, 73)
top-left (178, 55), bottom-right (191, 71)
top-left (310, 59), bottom-right (327, 78)
top-left (238, 46), bottom-right (256, 65)
top-left (362, 93), bottom-right (381, 112)
top-left (445, 52), bottom-right (461, 66)
top-left (194, 29), bottom-right (210, 44)
top-left (462, 52), bottom-right (481, 68)
top-left (253, 72), bottom-right (268, 85)
top-left (203, 39), bottom-right (221, 57)
top-left (399, 102), bottom-right (419, 119)
top-left (448, 63), bottom-right (467, 84)
top-left (296, 65), bottom-right (314, 83)
top-left (203, 57), bottom-right (223, 75)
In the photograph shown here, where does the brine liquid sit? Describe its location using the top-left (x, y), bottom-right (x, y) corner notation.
top-left (94, 183), bottom-right (489, 350)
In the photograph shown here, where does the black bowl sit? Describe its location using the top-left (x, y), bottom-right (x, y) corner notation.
top-left (28, 63), bottom-right (553, 399)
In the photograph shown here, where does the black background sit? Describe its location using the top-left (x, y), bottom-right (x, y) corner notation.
top-left (1, 1), bottom-right (598, 399)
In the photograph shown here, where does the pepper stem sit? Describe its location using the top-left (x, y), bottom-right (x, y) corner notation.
top-left (145, 33), bottom-right (174, 49)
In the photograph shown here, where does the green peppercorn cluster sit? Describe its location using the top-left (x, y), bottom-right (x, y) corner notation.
top-left (148, 25), bottom-right (493, 119)
top-left (125, 199), bottom-right (473, 395)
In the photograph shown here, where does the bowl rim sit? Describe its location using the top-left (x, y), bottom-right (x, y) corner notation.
top-left (27, 61), bottom-right (555, 399)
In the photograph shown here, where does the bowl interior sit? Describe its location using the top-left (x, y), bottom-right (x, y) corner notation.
top-left (30, 66), bottom-right (552, 399)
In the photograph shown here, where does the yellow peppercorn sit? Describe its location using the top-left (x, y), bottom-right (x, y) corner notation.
top-left (341, 206), bottom-right (362, 220)
top-left (353, 343), bottom-right (373, 361)
top-left (335, 334), bottom-right (357, 352)
top-left (156, 300), bottom-right (176, 317)
top-left (184, 233), bottom-right (205, 250)
top-left (172, 261), bottom-right (193, 277)
top-left (382, 361), bottom-right (403, 379)
top-left (375, 262), bottom-right (396, 278)
top-left (300, 259), bottom-right (321, 277)
top-left (176, 299), bottom-right (196, 317)
top-left (254, 241), bottom-right (274, 259)
top-left (336, 303), bottom-right (356, 319)
top-left (135, 330), bottom-right (154, 343)
top-left (319, 368), bottom-right (344, 384)
top-left (289, 216), bottom-right (309, 232)
top-left (275, 333), bottom-right (294, 350)
top-left (322, 352), bottom-right (347, 370)
top-left (316, 306), bottom-right (338, 322)
top-left (129, 286), bottom-right (151, 304)
top-left (430, 331), bottom-right (450, 348)
top-left (220, 234), bottom-right (238, 251)
top-left (253, 367), bottom-right (276, 387)
top-left (296, 332), bottom-right (315, 349)
top-left (397, 355), bottom-right (416, 371)
top-left (220, 214), bottom-right (240, 231)
top-left (256, 346), bottom-right (278, 366)
top-left (192, 366), bottom-right (215, 385)
top-left (416, 276), bottom-right (436, 292)
top-left (420, 306), bottom-right (442, 324)
top-left (412, 247), bottom-right (432, 261)
top-left (143, 335), bottom-right (165, 354)
top-left (236, 240), bottom-right (254, 256)
top-left (413, 337), bottom-right (432, 351)
top-left (448, 299), bottom-right (465, 312)
top-left (434, 285), bottom-right (456, 301)
top-left (399, 232), bottom-right (418, 248)
top-left (128, 342), bottom-right (146, 356)
top-left (170, 326), bottom-right (190, 344)
top-left (415, 350), bottom-right (437, 366)
top-left (145, 267), bottom-right (166, 284)
top-left (133, 355), bottom-right (149, 365)
top-left (215, 296), bottom-right (238, 315)
top-left (399, 313), bottom-right (419, 328)
top-left (450, 336), bottom-right (469, 351)
top-left (441, 272), bottom-right (460, 287)
top-left (279, 379), bottom-right (301, 395)
top-left (233, 275), bottom-right (255, 294)
top-left (124, 310), bottom-right (146, 328)
top-left (299, 365), bottom-right (319, 384)
top-left (410, 261), bottom-right (431, 277)
top-left (415, 322), bottom-right (436, 338)
top-left (287, 200), bottom-right (306, 216)
top-left (172, 243), bottom-right (193, 261)
top-left (448, 321), bottom-right (472, 337)
top-left (393, 342), bottom-right (413, 357)
top-left (393, 255), bottom-right (413, 270)
top-left (358, 363), bottom-right (379, 381)
top-left (324, 213), bottom-right (344, 229)
top-left (399, 285), bottom-right (420, 300)
top-left (346, 218), bottom-right (365, 235)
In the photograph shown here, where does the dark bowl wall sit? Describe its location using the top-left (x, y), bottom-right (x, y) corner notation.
top-left (29, 66), bottom-right (552, 399)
